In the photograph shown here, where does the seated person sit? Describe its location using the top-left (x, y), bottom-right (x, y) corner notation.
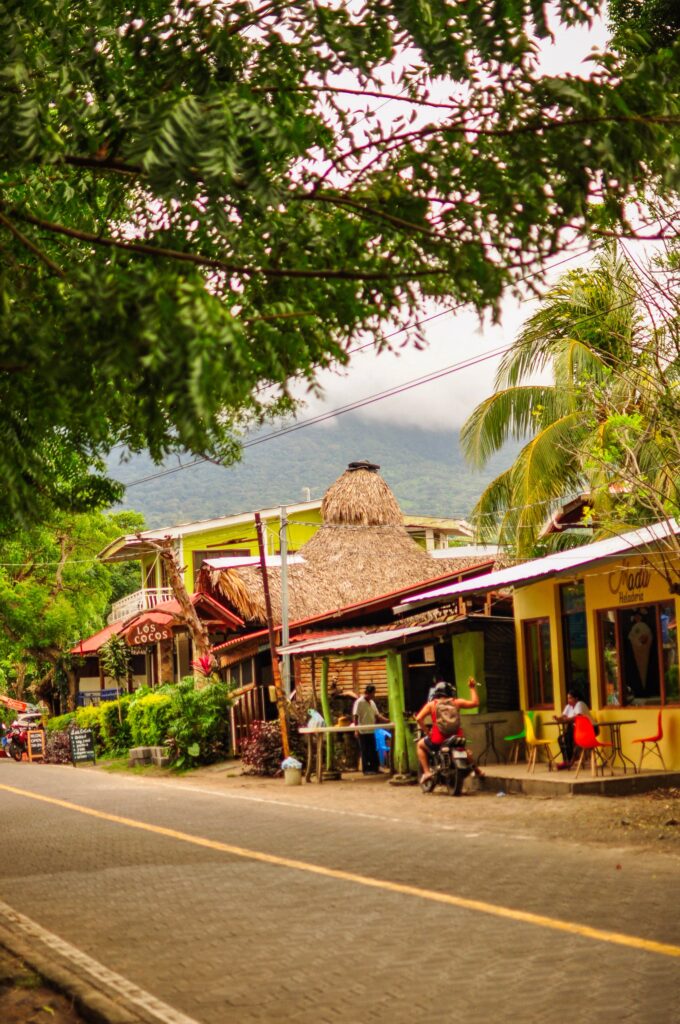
top-left (415, 678), bottom-right (484, 783)
top-left (553, 689), bottom-right (598, 767)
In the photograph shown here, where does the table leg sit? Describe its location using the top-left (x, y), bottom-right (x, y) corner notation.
top-left (304, 735), bottom-right (313, 783)
top-left (316, 733), bottom-right (324, 783)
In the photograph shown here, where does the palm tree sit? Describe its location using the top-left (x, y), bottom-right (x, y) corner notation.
top-left (460, 246), bottom-right (646, 555)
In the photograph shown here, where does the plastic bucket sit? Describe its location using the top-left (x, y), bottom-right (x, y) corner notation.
top-left (284, 766), bottom-right (302, 786)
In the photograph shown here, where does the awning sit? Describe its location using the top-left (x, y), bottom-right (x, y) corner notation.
top-left (402, 520), bottom-right (680, 606)
top-left (278, 623), bottom-right (442, 656)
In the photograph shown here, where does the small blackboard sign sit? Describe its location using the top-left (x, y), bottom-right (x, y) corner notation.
top-left (70, 727), bottom-right (96, 765)
top-left (27, 729), bottom-right (45, 762)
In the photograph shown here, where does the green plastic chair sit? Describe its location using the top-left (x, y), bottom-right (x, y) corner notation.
top-left (504, 711), bottom-right (534, 764)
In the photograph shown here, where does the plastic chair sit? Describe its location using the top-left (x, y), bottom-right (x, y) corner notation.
top-left (572, 715), bottom-right (612, 779)
top-left (632, 711), bottom-right (666, 772)
top-left (524, 712), bottom-right (556, 773)
top-left (374, 728), bottom-right (390, 767)
top-left (504, 711), bottom-right (534, 764)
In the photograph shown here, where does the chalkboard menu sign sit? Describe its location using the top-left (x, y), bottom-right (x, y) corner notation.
top-left (70, 727), bottom-right (96, 765)
top-left (27, 729), bottom-right (45, 762)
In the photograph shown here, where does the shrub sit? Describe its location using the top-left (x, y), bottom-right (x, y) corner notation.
top-left (127, 692), bottom-right (173, 746)
top-left (46, 712), bottom-right (76, 733)
top-left (45, 730), bottom-right (72, 764)
top-left (99, 695), bottom-right (134, 755)
top-left (74, 704), bottom-right (104, 749)
top-left (240, 720), bottom-right (285, 776)
top-left (165, 678), bottom-right (232, 769)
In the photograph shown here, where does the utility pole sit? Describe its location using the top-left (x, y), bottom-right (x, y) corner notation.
top-left (280, 505), bottom-right (291, 697)
top-left (254, 512), bottom-right (290, 756)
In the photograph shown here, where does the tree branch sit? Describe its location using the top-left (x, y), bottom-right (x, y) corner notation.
top-left (3, 204), bottom-right (452, 282)
top-left (0, 211), bottom-right (67, 279)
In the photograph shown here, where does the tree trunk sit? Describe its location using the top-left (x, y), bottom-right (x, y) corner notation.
top-left (139, 535), bottom-right (213, 685)
top-left (65, 667), bottom-right (79, 712)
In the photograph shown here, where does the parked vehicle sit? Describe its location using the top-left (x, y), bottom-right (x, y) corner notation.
top-left (3, 713), bottom-right (43, 762)
top-left (419, 734), bottom-right (474, 796)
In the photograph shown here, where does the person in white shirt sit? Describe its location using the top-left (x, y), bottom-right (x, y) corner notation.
top-left (554, 689), bottom-right (598, 767)
top-left (352, 685), bottom-right (388, 774)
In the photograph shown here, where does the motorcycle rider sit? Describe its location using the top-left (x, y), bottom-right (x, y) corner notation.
top-left (415, 678), bottom-right (484, 784)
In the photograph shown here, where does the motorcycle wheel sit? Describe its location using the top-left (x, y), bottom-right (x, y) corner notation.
top-left (445, 767), bottom-right (464, 796)
top-left (9, 742), bottom-right (23, 762)
top-left (418, 765), bottom-right (437, 793)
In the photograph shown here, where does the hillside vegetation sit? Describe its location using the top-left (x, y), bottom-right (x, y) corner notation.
top-left (108, 415), bottom-right (516, 528)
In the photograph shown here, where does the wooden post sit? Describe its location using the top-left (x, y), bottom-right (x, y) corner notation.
top-left (320, 656), bottom-right (334, 771)
top-left (254, 513), bottom-right (290, 757)
top-left (140, 535), bottom-right (213, 686)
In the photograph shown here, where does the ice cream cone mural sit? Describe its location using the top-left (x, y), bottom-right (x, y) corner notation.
top-left (628, 618), bottom-right (653, 689)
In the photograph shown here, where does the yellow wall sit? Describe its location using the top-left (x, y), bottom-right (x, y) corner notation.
top-left (139, 509), bottom-right (323, 593)
top-left (514, 553), bottom-right (680, 769)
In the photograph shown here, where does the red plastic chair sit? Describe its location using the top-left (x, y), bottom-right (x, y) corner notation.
top-left (573, 716), bottom-right (612, 779)
top-left (632, 711), bottom-right (666, 772)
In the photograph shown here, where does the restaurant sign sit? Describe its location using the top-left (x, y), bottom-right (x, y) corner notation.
top-left (127, 620), bottom-right (172, 646)
top-left (608, 564), bottom-right (652, 605)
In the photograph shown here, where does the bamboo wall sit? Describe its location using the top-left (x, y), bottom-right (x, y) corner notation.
top-left (294, 654), bottom-right (388, 703)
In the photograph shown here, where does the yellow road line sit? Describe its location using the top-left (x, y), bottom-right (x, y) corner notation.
top-left (2, 782), bottom-right (679, 959)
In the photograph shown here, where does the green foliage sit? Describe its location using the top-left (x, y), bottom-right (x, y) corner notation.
top-left (99, 635), bottom-right (131, 687)
top-left (127, 692), bottom-right (173, 747)
top-left (46, 712), bottom-right (75, 733)
top-left (0, 506), bottom-right (144, 710)
top-left (164, 677), bottom-right (233, 769)
top-left (75, 703), bottom-right (104, 751)
top-left (1, 2), bottom-right (678, 524)
top-left (99, 695), bottom-right (134, 755)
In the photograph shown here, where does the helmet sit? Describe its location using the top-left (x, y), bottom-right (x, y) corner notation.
top-left (433, 681), bottom-right (455, 699)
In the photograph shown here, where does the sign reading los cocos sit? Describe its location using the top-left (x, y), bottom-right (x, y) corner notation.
top-left (127, 621), bottom-right (171, 645)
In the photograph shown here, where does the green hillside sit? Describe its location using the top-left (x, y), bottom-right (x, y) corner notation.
top-left (108, 414), bottom-right (516, 528)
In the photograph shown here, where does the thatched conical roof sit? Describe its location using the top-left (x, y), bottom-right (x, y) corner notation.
top-left (199, 462), bottom-right (489, 626)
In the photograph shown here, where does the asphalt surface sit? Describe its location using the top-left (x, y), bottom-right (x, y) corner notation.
top-left (0, 761), bottom-right (678, 1023)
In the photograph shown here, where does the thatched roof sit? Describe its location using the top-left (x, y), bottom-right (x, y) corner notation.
top-left (198, 462), bottom-right (494, 626)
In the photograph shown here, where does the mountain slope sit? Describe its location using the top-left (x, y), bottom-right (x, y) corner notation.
top-left (108, 414), bottom-right (516, 528)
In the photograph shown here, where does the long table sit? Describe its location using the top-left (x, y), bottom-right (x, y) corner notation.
top-left (298, 723), bottom-right (395, 782)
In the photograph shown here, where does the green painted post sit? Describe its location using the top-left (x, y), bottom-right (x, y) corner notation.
top-left (320, 656), bottom-right (334, 771)
top-left (387, 652), bottom-right (417, 775)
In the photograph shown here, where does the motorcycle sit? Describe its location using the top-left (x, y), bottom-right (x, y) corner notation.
top-left (419, 734), bottom-right (474, 797)
top-left (4, 720), bottom-right (28, 761)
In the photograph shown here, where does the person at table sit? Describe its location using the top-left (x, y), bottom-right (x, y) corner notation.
top-left (415, 678), bottom-right (485, 784)
top-left (352, 685), bottom-right (388, 775)
top-left (554, 688), bottom-right (599, 768)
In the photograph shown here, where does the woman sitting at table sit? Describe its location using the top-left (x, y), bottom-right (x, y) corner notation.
top-left (554, 689), bottom-right (598, 769)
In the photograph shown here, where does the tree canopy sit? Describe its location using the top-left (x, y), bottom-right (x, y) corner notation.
top-left (0, 507), bottom-right (144, 708)
top-left (2, 1), bottom-right (679, 524)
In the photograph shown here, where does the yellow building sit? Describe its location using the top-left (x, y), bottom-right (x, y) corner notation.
top-left (407, 522), bottom-right (680, 771)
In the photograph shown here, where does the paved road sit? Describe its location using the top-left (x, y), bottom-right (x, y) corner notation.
top-left (0, 762), bottom-right (678, 1023)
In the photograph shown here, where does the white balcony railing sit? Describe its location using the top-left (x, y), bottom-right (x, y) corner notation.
top-left (108, 588), bottom-right (174, 624)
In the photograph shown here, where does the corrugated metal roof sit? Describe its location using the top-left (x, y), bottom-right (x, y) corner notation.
top-left (278, 623), bottom-right (434, 655)
top-left (203, 554), bottom-right (305, 569)
top-left (404, 520), bottom-right (680, 604)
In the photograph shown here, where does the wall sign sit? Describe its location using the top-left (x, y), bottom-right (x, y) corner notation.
top-left (127, 621), bottom-right (172, 646)
top-left (608, 565), bottom-right (652, 605)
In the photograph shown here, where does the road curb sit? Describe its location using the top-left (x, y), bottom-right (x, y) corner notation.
top-left (0, 931), bottom-right (139, 1024)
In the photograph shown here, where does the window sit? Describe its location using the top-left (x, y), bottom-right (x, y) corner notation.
top-left (524, 618), bottom-right (554, 708)
top-left (225, 658), bottom-right (254, 688)
top-left (560, 582), bottom-right (591, 703)
top-left (597, 602), bottom-right (679, 706)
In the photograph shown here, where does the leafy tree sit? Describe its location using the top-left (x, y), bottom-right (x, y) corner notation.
top-left (460, 246), bottom-right (646, 554)
top-left (462, 239), bottom-right (680, 584)
top-left (2, 1), bottom-right (679, 524)
top-left (0, 508), bottom-right (144, 710)
top-left (99, 633), bottom-right (132, 692)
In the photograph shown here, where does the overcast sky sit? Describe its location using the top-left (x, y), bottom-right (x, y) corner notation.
top-left (292, 13), bottom-right (612, 433)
